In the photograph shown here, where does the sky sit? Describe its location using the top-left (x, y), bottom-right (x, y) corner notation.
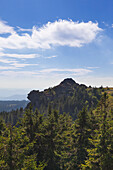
top-left (0, 0), bottom-right (113, 98)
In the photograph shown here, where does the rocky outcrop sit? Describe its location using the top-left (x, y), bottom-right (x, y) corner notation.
top-left (27, 78), bottom-right (101, 119)
top-left (27, 78), bottom-right (87, 111)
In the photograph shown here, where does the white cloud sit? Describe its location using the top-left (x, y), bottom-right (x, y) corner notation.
top-left (0, 20), bottom-right (15, 34)
top-left (0, 74), bottom-right (113, 89)
top-left (39, 68), bottom-right (92, 76)
top-left (102, 22), bottom-right (109, 27)
top-left (32, 20), bottom-right (102, 48)
top-left (0, 70), bottom-right (38, 77)
top-left (0, 68), bottom-right (92, 76)
top-left (45, 55), bottom-right (57, 59)
top-left (0, 57), bottom-right (38, 69)
top-left (0, 52), bottom-right (37, 59)
top-left (11, 63), bottom-right (38, 68)
top-left (0, 19), bottom-right (102, 51)
top-left (17, 26), bottom-right (32, 32)
top-left (0, 63), bottom-right (38, 69)
top-left (0, 66), bottom-right (17, 70)
top-left (0, 58), bottom-right (16, 64)
top-left (0, 32), bottom-right (40, 50)
top-left (87, 66), bottom-right (99, 69)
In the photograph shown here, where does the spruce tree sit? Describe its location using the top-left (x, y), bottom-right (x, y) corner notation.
top-left (84, 93), bottom-right (113, 170)
top-left (72, 107), bottom-right (91, 169)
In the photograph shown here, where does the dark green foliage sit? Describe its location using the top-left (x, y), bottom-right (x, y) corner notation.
top-left (0, 108), bottom-right (47, 169)
top-left (1, 90), bottom-right (113, 169)
top-left (82, 93), bottom-right (113, 169)
top-left (28, 79), bottom-right (103, 119)
top-left (0, 108), bottom-right (24, 125)
top-left (0, 100), bottom-right (28, 112)
top-left (71, 107), bottom-right (91, 169)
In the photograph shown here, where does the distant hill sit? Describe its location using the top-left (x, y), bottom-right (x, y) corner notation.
top-left (0, 100), bottom-right (29, 112)
top-left (0, 94), bottom-right (27, 101)
top-left (27, 78), bottom-right (103, 119)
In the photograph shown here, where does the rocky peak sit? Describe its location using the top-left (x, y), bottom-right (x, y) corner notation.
top-left (27, 78), bottom-right (79, 110)
top-left (60, 78), bottom-right (76, 86)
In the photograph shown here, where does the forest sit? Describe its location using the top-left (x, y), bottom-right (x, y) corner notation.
top-left (0, 79), bottom-right (113, 170)
top-left (0, 100), bottom-right (28, 112)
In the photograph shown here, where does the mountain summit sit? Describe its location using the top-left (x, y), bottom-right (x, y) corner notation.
top-left (27, 78), bottom-right (102, 119)
top-left (60, 78), bottom-right (76, 85)
top-left (28, 78), bottom-right (78, 104)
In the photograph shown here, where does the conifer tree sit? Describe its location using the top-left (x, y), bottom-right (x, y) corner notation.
top-left (72, 107), bottom-right (91, 169)
top-left (84, 93), bottom-right (113, 169)
top-left (56, 113), bottom-right (73, 169)
top-left (43, 109), bottom-right (60, 169)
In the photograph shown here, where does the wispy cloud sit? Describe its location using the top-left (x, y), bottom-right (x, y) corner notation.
top-left (10, 63), bottom-right (38, 68)
top-left (0, 58), bottom-right (16, 64)
top-left (0, 57), bottom-right (38, 69)
top-left (0, 20), bottom-right (15, 34)
top-left (0, 67), bottom-right (92, 76)
top-left (39, 68), bottom-right (92, 76)
top-left (45, 55), bottom-right (57, 59)
top-left (17, 26), bottom-right (32, 32)
top-left (0, 19), bottom-right (102, 51)
top-left (102, 21), bottom-right (109, 27)
top-left (0, 52), bottom-right (38, 59)
top-left (0, 66), bottom-right (17, 70)
top-left (87, 66), bottom-right (99, 69)
top-left (0, 70), bottom-right (37, 76)
top-left (0, 67), bottom-right (93, 89)
top-left (0, 64), bottom-right (38, 69)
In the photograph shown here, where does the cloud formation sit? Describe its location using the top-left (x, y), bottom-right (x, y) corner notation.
top-left (32, 20), bottom-right (102, 48)
top-left (0, 58), bottom-right (16, 64)
top-left (0, 52), bottom-right (37, 59)
top-left (0, 19), bottom-right (102, 51)
top-left (45, 55), bottom-right (57, 59)
top-left (17, 26), bottom-right (32, 32)
top-left (0, 20), bottom-right (15, 34)
top-left (0, 19), bottom-right (102, 87)
top-left (0, 68), bottom-right (92, 76)
top-left (0, 57), bottom-right (38, 69)
top-left (0, 67), bottom-right (93, 90)
top-left (40, 68), bottom-right (92, 76)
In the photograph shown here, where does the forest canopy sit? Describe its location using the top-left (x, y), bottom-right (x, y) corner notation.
top-left (0, 79), bottom-right (113, 169)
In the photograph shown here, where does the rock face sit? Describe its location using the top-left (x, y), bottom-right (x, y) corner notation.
top-left (27, 78), bottom-right (101, 119)
top-left (27, 78), bottom-right (79, 109)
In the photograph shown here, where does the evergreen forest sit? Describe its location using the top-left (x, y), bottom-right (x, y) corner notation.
top-left (0, 79), bottom-right (113, 170)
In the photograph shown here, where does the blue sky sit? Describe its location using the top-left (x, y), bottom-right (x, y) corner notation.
top-left (0, 0), bottom-right (113, 98)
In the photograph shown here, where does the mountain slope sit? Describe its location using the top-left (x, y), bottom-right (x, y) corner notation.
top-left (27, 78), bottom-right (103, 119)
